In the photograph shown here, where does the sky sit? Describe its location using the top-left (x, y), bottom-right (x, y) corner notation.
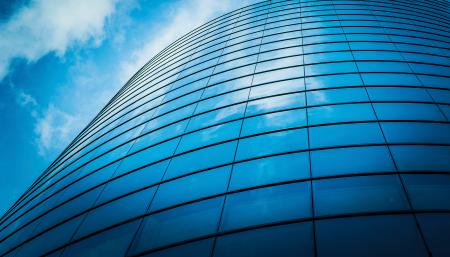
top-left (0, 0), bottom-right (258, 217)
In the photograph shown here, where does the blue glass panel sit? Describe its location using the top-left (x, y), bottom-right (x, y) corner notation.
top-left (249, 78), bottom-right (305, 99)
top-left (357, 61), bottom-right (411, 73)
top-left (253, 66), bottom-right (304, 85)
top-left (98, 161), bottom-right (168, 204)
top-left (314, 175), bottom-right (409, 217)
top-left (196, 89), bottom-right (250, 114)
top-left (374, 103), bottom-right (446, 121)
top-left (439, 104), bottom-right (450, 120)
top-left (131, 197), bottom-right (223, 254)
top-left (305, 62), bottom-right (357, 76)
top-left (309, 123), bottom-right (384, 149)
top-left (353, 50), bottom-right (403, 61)
top-left (220, 182), bottom-right (311, 231)
top-left (304, 51), bottom-right (353, 64)
top-left (13, 216), bottom-right (83, 257)
top-left (230, 152), bottom-right (310, 190)
top-left (143, 239), bottom-right (214, 257)
top-left (34, 186), bottom-right (103, 234)
top-left (116, 139), bottom-right (179, 175)
top-left (211, 65), bottom-right (256, 85)
top-left (246, 92), bottom-right (305, 116)
top-left (308, 103), bottom-right (375, 125)
top-left (367, 87), bottom-right (432, 102)
top-left (255, 55), bottom-right (303, 73)
top-left (303, 42), bottom-right (349, 53)
top-left (132, 120), bottom-right (189, 153)
top-left (307, 88), bottom-right (368, 106)
top-left (213, 222), bottom-right (314, 257)
top-left (418, 75), bottom-right (450, 89)
top-left (236, 128), bottom-right (308, 161)
top-left (203, 76), bottom-right (253, 98)
top-left (311, 146), bottom-right (395, 177)
top-left (362, 73), bottom-right (421, 86)
top-left (165, 141), bottom-right (237, 179)
top-left (74, 186), bottom-right (156, 239)
top-left (187, 104), bottom-right (246, 131)
top-left (176, 121), bottom-right (241, 153)
top-left (150, 166), bottom-right (231, 211)
top-left (241, 108), bottom-right (306, 136)
top-left (305, 74), bottom-right (363, 90)
top-left (429, 89), bottom-right (450, 104)
top-left (61, 220), bottom-right (140, 257)
top-left (391, 146), bottom-right (450, 172)
top-left (316, 215), bottom-right (428, 257)
top-left (417, 214), bottom-right (450, 257)
top-left (145, 104), bottom-right (196, 133)
top-left (382, 122), bottom-right (450, 144)
top-left (214, 58), bottom-right (257, 77)
top-left (403, 174), bottom-right (450, 210)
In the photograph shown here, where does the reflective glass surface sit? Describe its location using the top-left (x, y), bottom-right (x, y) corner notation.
top-left (1, 0), bottom-right (449, 256)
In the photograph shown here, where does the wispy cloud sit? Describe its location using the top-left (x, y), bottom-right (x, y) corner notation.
top-left (33, 104), bottom-right (82, 156)
top-left (0, 0), bottom-right (117, 80)
top-left (16, 89), bottom-right (37, 108)
top-left (119, 0), bottom-right (258, 84)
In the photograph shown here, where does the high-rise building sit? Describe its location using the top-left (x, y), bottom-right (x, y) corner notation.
top-left (1, 0), bottom-right (450, 256)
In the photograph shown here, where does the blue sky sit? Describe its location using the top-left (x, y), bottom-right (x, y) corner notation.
top-left (0, 0), bottom-right (256, 216)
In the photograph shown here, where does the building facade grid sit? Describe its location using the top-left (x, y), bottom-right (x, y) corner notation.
top-left (1, 0), bottom-right (450, 256)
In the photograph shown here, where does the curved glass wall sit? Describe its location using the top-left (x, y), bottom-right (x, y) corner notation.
top-left (1, 0), bottom-right (449, 256)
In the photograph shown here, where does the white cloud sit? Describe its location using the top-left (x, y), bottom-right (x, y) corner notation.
top-left (16, 89), bottom-right (37, 107)
top-left (0, 0), bottom-right (117, 80)
top-left (34, 104), bottom-right (82, 157)
top-left (120, 0), bottom-right (258, 84)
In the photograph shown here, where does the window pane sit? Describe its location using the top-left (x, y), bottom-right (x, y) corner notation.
top-left (307, 88), bottom-right (368, 106)
top-left (165, 141), bottom-right (237, 179)
top-left (313, 175), bottom-right (409, 217)
top-left (196, 89), bottom-right (249, 114)
top-left (381, 122), bottom-right (450, 144)
top-left (253, 66), bottom-right (304, 85)
top-left (117, 139), bottom-right (179, 175)
top-left (187, 104), bottom-right (246, 131)
top-left (391, 146), bottom-right (450, 172)
top-left (305, 74), bottom-right (362, 90)
top-left (417, 214), bottom-right (450, 257)
top-left (367, 87), bottom-right (432, 102)
top-left (403, 174), bottom-right (450, 211)
top-left (255, 55), bottom-right (303, 73)
top-left (131, 197), bottom-right (223, 255)
top-left (213, 222), bottom-right (314, 257)
top-left (242, 108), bottom-right (306, 136)
top-left (374, 103), bottom-right (446, 121)
top-left (249, 78), bottom-right (304, 99)
top-left (246, 92), bottom-right (305, 116)
top-left (230, 152), bottom-right (310, 190)
top-left (98, 161), bottom-right (168, 204)
top-left (74, 187), bottom-right (156, 239)
top-left (236, 128), bottom-right (308, 161)
top-left (316, 215), bottom-right (428, 257)
top-left (61, 220), bottom-right (140, 257)
top-left (150, 166), bottom-right (231, 211)
top-left (220, 182), bottom-right (311, 231)
top-left (13, 216), bottom-right (83, 257)
top-left (176, 121), bottom-right (241, 153)
top-left (309, 123), bottom-right (384, 149)
top-left (308, 103), bottom-right (375, 125)
top-left (362, 73), bottom-right (421, 86)
top-left (305, 62), bottom-right (357, 76)
top-left (311, 146), bottom-right (395, 177)
top-left (143, 239), bottom-right (214, 257)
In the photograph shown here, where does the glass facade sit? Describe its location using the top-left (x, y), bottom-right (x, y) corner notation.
top-left (1, 0), bottom-right (449, 256)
